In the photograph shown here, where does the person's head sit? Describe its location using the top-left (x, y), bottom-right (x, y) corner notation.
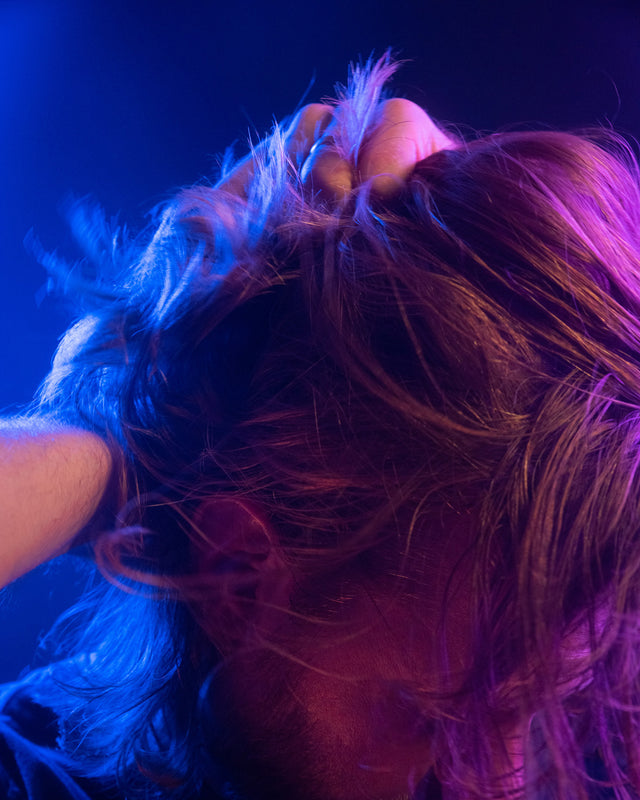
top-left (39, 60), bottom-right (640, 799)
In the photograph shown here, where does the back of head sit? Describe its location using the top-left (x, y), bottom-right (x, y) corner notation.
top-left (38, 59), bottom-right (640, 799)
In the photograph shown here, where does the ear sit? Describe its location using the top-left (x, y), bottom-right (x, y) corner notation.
top-left (190, 498), bottom-right (293, 652)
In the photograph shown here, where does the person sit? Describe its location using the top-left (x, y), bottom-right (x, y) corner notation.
top-left (1, 54), bottom-right (640, 800)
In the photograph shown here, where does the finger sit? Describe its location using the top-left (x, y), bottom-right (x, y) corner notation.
top-left (283, 103), bottom-right (335, 167)
top-left (217, 104), bottom-right (334, 198)
top-left (359, 98), bottom-right (455, 197)
top-left (300, 120), bottom-right (353, 201)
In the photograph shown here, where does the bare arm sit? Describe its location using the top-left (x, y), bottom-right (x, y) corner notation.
top-left (0, 95), bottom-right (449, 591)
top-left (0, 420), bottom-right (113, 588)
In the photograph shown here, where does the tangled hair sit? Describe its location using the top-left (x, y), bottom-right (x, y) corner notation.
top-left (34, 57), bottom-right (640, 798)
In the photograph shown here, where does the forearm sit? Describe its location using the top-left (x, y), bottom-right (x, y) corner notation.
top-left (0, 419), bottom-right (113, 588)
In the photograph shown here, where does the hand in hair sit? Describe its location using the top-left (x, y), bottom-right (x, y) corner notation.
top-left (0, 83), bottom-right (451, 591)
top-left (300, 97), bottom-right (455, 198)
top-left (218, 98), bottom-right (455, 201)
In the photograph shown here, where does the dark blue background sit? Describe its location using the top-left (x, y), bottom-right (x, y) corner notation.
top-left (1, 0), bottom-right (639, 681)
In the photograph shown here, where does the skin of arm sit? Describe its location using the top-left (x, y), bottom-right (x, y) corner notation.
top-left (0, 420), bottom-right (112, 588)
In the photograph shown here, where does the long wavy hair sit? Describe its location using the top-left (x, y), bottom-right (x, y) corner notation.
top-left (34, 58), bottom-right (640, 798)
